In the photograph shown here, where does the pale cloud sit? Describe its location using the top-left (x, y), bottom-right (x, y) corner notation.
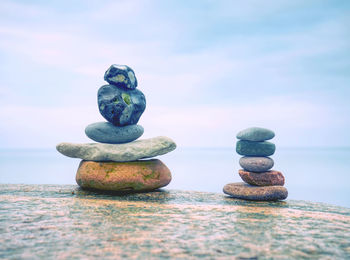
top-left (0, 0), bottom-right (349, 148)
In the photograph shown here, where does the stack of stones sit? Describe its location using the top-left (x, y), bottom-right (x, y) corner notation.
top-left (56, 64), bottom-right (176, 192)
top-left (223, 127), bottom-right (288, 201)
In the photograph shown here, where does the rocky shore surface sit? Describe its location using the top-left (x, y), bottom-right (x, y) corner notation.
top-left (1, 184), bottom-right (350, 259)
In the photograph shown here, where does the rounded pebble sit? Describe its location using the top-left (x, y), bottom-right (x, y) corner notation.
top-left (236, 127), bottom-right (275, 141)
top-left (236, 140), bottom-right (275, 156)
top-left (239, 156), bottom-right (274, 172)
top-left (85, 122), bottom-right (144, 144)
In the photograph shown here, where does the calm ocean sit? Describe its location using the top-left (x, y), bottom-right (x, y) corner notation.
top-left (0, 147), bottom-right (349, 208)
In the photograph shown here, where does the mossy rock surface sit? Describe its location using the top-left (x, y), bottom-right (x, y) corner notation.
top-left (76, 159), bottom-right (171, 191)
top-left (1, 184), bottom-right (350, 259)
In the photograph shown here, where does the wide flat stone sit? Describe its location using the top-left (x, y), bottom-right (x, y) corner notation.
top-left (56, 136), bottom-right (176, 162)
top-left (1, 184), bottom-right (350, 259)
top-left (236, 140), bottom-right (276, 156)
top-left (223, 182), bottom-right (288, 201)
top-left (239, 169), bottom-right (285, 186)
top-left (239, 156), bottom-right (274, 172)
top-left (85, 122), bottom-right (144, 144)
top-left (237, 127), bottom-right (275, 141)
top-left (76, 159), bottom-right (171, 192)
top-left (104, 64), bottom-right (138, 89)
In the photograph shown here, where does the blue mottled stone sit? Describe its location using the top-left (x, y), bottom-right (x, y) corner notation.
top-left (236, 140), bottom-right (276, 156)
top-left (104, 64), bottom-right (137, 90)
top-left (237, 127), bottom-right (275, 141)
top-left (85, 122), bottom-right (144, 144)
top-left (98, 84), bottom-right (146, 126)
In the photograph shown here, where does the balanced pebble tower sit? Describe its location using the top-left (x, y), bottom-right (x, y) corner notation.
top-left (223, 127), bottom-right (288, 201)
top-left (56, 64), bottom-right (176, 192)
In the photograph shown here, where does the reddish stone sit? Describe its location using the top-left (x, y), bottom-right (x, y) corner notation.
top-left (239, 169), bottom-right (285, 186)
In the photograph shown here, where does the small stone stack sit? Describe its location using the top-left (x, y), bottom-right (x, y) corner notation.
top-left (56, 64), bottom-right (176, 192)
top-left (223, 127), bottom-right (288, 201)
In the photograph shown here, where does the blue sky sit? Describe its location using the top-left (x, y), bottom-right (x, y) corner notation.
top-left (0, 0), bottom-right (349, 148)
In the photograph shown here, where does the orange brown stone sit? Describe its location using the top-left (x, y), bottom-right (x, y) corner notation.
top-left (76, 159), bottom-right (171, 192)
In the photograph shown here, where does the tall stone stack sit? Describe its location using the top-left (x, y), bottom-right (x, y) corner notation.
top-left (223, 127), bottom-right (288, 201)
top-left (56, 64), bottom-right (176, 192)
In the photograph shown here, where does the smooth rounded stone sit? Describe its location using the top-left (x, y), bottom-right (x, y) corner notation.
top-left (76, 159), bottom-right (171, 192)
top-left (98, 84), bottom-right (146, 126)
top-left (56, 136), bottom-right (176, 162)
top-left (239, 169), bottom-right (285, 186)
top-left (236, 140), bottom-right (275, 156)
top-left (239, 156), bottom-right (274, 172)
top-left (236, 127), bottom-right (275, 141)
top-left (85, 122), bottom-right (144, 144)
top-left (104, 64), bottom-right (138, 90)
top-left (223, 182), bottom-right (288, 201)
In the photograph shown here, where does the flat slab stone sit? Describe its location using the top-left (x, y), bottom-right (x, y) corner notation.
top-left (236, 140), bottom-right (276, 156)
top-left (239, 169), bottom-right (285, 186)
top-left (56, 136), bottom-right (176, 162)
top-left (1, 184), bottom-right (350, 259)
top-left (76, 159), bottom-right (171, 192)
top-left (85, 122), bottom-right (144, 144)
top-left (239, 156), bottom-right (274, 172)
top-left (237, 127), bottom-right (275, 141)
top-left (223, 182), bottom-right (288, 201)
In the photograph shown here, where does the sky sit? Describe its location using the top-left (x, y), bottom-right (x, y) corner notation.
top-left (0, 0), bottom-right (349, 148)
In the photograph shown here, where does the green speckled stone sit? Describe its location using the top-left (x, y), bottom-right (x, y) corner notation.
top-left (236, 140), bottom-right (276, 156)
top-left (237, 127), bottom-right (275, 141)
top-left (1, 184), bottom-right (350, 259)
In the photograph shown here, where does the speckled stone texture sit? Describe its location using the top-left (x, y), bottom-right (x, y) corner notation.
top-left (1, 184), bottom-right (350, 259)
top-left (76, 159), bottom-right (171, 192)
top-left (85, 122), bottom-right (144, 144)
top-left (239, 169), bottom-right (285, 186)
top-left (104, 64), bottom-right (138, 90)
top-left (236, 140), bottom-right (276, 156)
top-left (239, 156), bottom-right (274, 172)
top-left (223, 182), bottom-right (288, 201)
top-left (56, 136), bottom-right (176, 162)
top-left (98, 84), bottom-right (146, 126)
top-left (236, 127), bottom-right (275, 141)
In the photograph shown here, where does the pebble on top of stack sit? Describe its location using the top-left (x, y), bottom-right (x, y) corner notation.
top-left (223, 127), bottom-right (288, 201)
top-left (56, 64), bottom-right (176, 192)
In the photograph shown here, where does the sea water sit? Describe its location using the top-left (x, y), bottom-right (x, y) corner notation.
top-left (0, 147), bottom-right (349, 208)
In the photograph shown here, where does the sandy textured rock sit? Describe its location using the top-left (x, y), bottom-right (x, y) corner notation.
top-left (2, 184), bottom-right (350, 259)
top-left (56, 136), bottom-right (176, 162)
top-left (239, 169), bottom-right (285, 186)
top-left (223, 182), bottom-right (288, 201)
top-left (76, 159), bottom-right (171, 191)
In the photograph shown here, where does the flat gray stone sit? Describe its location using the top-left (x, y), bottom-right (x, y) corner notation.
top-left (2, 184), bottom-right (350, 259)
top-left (56, 136), bottom-right (176, 162)
top-left (223, 182), bottom-right (288, 201)
top-left (239, 156), bottom-right (274, 172)
top-left (237, 127), bottom-right (275, 141)
top-left (236, 140), bottom-right (276, 156)
top-left (85, 122), bottom-right (144, 144)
